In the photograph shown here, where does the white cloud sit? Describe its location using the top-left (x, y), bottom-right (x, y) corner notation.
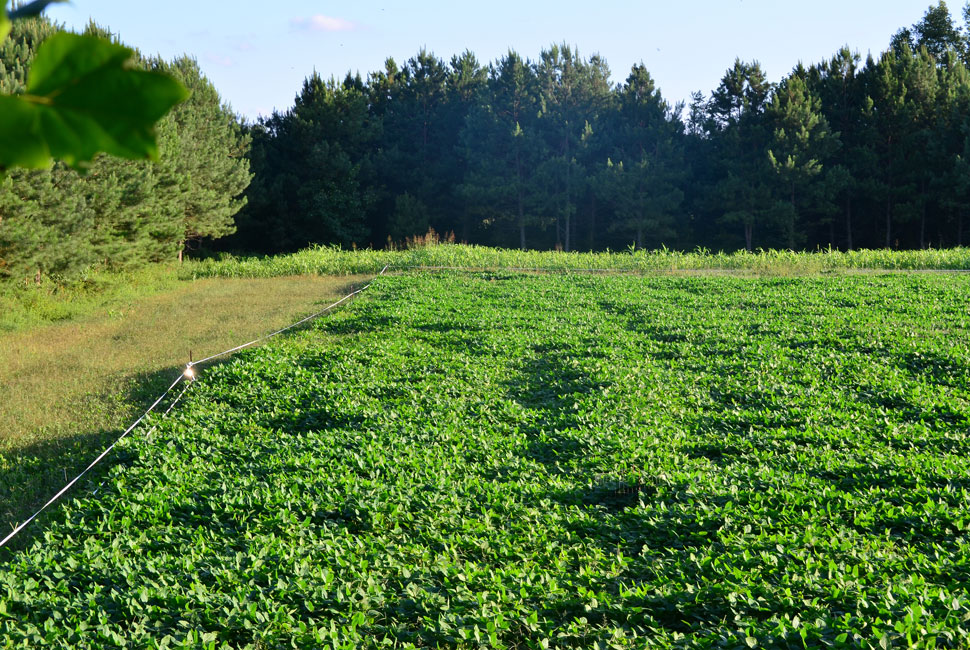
top-left (291, 14), bottom-right (357, 32)
top-left (206, 54), bottom-right (234, 67)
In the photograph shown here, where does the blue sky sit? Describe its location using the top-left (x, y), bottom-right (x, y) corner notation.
top-left (46, 1), bottom-right (957, 121)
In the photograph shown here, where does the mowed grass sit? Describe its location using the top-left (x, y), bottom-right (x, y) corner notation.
top-left (0, 273), bottom-right (369, 548)
top-left (2, 271), bottom-right (969, 647)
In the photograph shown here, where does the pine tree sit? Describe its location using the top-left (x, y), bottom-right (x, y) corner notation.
top-left (913, 1), bottom-right (965, 60)
top-left (766, 65), bottom-right (839, 248)
top-left (601, 64), bottom-right (685, 249)
top-left (443, 51), bottom-right (487, 242)
top-left (810, 47), bottom-right (870, 249)
top-left (1, 16), bottom-right (249, 279)
top-left (459, 51), bottom-right (542, 249)
top-left (0, 12), bottom-right (57, 93)
top-left (936, 51), bottom-right (970, 245)
top-left (153, 56), bottom-right (251, 260)
top-left (896, 47), bottom-right (942, 248)
top-left (705, 59), bottom-right (774, 251)
top-left (239, 73), bottom-right (375, 251)
top-left (388, 192), bottom-right (430, 242)
top-left (377, 50), bottom-right (451, 236)
top-left (0, 168), bottom-right (94, 282)
top-left (866, 49), bottom-right (910, 247)
top-left (535, 44), bottom-right (610, 251)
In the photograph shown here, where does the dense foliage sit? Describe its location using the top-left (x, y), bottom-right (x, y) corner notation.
top-left (2, 272), bottom-right (968, 647)
top-left (0, 16), bottom-right (250, 282)
top-left (237, 1), bottom-right (970, 255)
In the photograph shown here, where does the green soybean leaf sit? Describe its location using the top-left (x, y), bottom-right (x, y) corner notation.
top-left (0, 32), bottom-right (189, 171)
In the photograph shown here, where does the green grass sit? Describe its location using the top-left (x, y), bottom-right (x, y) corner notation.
top-left (182, 244), bottom-right (970, 280)
top-left (2, 271), bottom-right (968, 647)
top-left (0, 264), bottom-right (185, 332)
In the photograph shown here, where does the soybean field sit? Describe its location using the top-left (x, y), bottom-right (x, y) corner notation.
top-left (2, 272), bottom-right (969, 648)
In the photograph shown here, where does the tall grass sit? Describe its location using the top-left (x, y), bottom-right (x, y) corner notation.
top-left (0, 265), bottom-right (182, 332)
top-left (181, 243), bottom-right (970, 279)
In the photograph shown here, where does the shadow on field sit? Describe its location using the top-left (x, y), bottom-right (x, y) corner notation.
top-left (496, 342), bottom-right (824, 636)
top-left (801, 462), bottom-right (970, 541)
top-left (536, 484), bottom-right (789, 636)
top-left (319, 313), bottom-right (393, 336)
top-left (261, 394), bottom-right (368, 434)
top-left (411, 319), bottom-right (496, 358)
top-left (502, 348), bottom-right (613, 475)
top-left (0, 361), bottom-right (188, 555)
top-left (854, 384), bottom-right (969, 432)
top-left (898, 350), bottom-right (970, 387)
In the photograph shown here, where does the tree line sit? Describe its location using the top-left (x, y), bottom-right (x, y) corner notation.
top-left (236, 1), bottom-right (970, 254)
top-left (3, 3), bottom-right (970, 286)
top-left (0, 16), bottom-right (250, 283)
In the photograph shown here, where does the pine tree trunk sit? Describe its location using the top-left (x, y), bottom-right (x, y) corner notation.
top-left (916, 179), bottom-right (927, 249)
top-left (845, 198), bottom-right (853, 251)
top-left (564, 135), bottom-right (571, 252)
top-left (589, 194), bottom-right (597, 250)
top-left (516, 149), bottom-right (526, 250)
top-left (920, 211), bottom-right (926, 249)
top-left (885, 197), bottom-right (892, 248)
top-left (178, 247), bottom-right (183, 264)
top-left (564, 206), bottom-right (571, 252)
top-left (636, 225), bottom-right (643, 250)
top-left (884, 136), bottom-right (894, 248)
top-left (789, 183), bottom-right (797, 249)
top-left (555, 210), bottom-right (562, 250)
top-left (744, 223), bottom-right (753, 252)
top-left (564, 192), bottom-right (571, 253)
top-left (959, 213), bottom-right (964, 247)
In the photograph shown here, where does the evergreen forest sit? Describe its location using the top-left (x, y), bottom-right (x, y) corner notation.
top-left (0, 17), bottom-right (251, 282)
top-left (5, 2), bottom-right (970, 283)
